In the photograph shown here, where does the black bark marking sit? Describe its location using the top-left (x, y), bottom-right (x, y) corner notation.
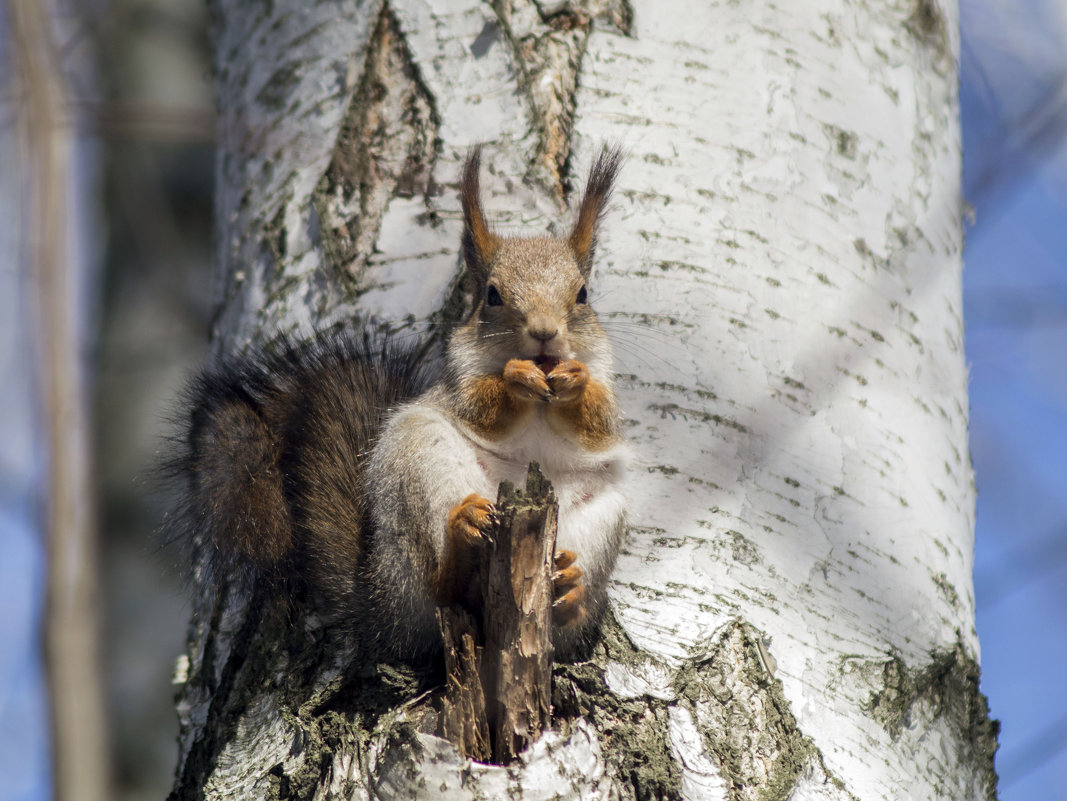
top-left (470, 20), bottom-right (500, 57)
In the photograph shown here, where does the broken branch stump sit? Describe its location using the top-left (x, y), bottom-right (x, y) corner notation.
top-left (436, 462), bottom-right (559, 764)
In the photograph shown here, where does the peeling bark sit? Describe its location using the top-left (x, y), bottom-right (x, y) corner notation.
top-left (437, 613), bottom-right (491, 761)
top-left (172, 1), bottom-right (999, 799)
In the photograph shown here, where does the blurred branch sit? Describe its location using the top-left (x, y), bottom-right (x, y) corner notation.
top-left (7, 1), bottom-right (110, 800)
top-left (80, 100), bottom-right (215, 142)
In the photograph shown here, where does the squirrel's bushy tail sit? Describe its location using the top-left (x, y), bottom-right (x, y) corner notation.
top-left (164, 331), bottom-right (437, 597)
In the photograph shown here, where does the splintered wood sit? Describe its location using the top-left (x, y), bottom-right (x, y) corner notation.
top-left (437, 462), bottom-right (559, 764)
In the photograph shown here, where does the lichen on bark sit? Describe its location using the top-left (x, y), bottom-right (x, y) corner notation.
top-left (672, 621), bottom-right (847, 801)
top-left (170, 579), bottom-right (441, 801)
top-left (553, 614), bottom-right (682, 801)
top-left (866, 643), bottom-right (999, 800)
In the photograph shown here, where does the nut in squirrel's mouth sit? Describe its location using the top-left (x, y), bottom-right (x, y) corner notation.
top-left (533, 354), bottom-right (561, 374)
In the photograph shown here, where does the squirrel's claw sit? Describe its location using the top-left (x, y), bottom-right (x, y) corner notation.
top-left (553, 584), bottom-right (587, 627)
top-left (554, 549), bottom-right (578, 570)
top-left (437, 493), bottom-right (496, 606)
top-left (552, 564), bottom-right (583, 589)
top-left (545, 360), bottom-right (589, 403)
top-left (552, 550), bottom-right (587, 627)
top-left (448, 493), bottom-right (496, 547)
top-left (504, 358), bottom-right (552, 402)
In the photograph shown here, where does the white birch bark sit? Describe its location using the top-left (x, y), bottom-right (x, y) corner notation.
top-left (170, 1), bottom-right (999, 799)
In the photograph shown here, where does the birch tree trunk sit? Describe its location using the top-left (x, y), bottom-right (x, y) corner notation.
top-left (170, 0), bottom-right (999, 798)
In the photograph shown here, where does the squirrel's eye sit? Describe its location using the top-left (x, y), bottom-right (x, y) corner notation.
top-left (576, 285), bottom-right (588, 305)
top-left (486, 285), bottom-right (503, 307)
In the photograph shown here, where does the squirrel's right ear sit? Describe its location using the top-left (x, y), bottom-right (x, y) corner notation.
top-left (461, 148), bottom-right (500, 276)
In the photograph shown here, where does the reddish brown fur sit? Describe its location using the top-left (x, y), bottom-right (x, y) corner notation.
top-left (172, 333), bottom-right (436, 606)
top-left (544, 358), bottom-right (588, 403)
top-left (503, 359), bottom-right (552, 402)
top-left (172, 149), bottom-right (626, 660)
top-left (453, 372), bottom-right (537, 439)
top-left (547, 376), bottom-right (619, 452)
top-left (551, 550), bottom-right (587, 626)
top-left (189, 397), bottom-right (290, 571)
top-left (553, 584), bottom-right (587, 627)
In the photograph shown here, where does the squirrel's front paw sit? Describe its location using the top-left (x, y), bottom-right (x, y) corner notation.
top-left (546, 360), bottom-right (589, 403)
top-left (437, 494), bottom-right (496, 606)
top-left (552, 550), bottom-right (587, 627)
top-left (504, 358), bottom-right (552, 402)
top-left (448, 493), bottom-right (496, 549)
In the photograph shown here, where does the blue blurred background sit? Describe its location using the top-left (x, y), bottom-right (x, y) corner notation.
top-left (961, 1), bottom-right (1067, 797)
top-left (2, 1), bottom-right (1065, 799)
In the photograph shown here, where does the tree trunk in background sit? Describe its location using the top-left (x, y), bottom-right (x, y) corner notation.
top-left (171, 1), bottom-right (999, 798)
top-left (8, 2), bottom-right (110, 800)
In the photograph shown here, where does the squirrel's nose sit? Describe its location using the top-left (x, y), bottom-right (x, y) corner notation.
top-left (527, 314), bottom-right (559, 344)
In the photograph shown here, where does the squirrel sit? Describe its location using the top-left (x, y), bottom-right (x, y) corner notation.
top-left (171, 146), bottom-right (629, 661)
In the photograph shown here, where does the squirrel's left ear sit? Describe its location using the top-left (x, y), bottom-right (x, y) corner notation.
top-left (461, 148), bottom-right (500, 278)
top-left (569, 145), bottom-right (622, 277)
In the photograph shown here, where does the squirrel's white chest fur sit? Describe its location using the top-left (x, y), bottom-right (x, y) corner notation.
top-left (465, 409), bottom-right (624, 503)
top-left (481, 409), bottom-right (628, 557)
top-left (467, 411), bottom-right (630, 568)
top-left (371, 400), bottom-right (629, 574)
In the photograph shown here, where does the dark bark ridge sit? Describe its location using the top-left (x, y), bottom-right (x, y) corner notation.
top-left (487, 0), bottom-right (633, 197)
top-left (313, 5), bottom-right (439, 296)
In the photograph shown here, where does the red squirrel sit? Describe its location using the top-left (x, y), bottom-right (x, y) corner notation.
top-left (173, 147), bottom-right (629, 660)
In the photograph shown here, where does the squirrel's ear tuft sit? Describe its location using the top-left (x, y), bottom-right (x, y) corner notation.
top-left (461, 148), bottom-right (500, 276)
top-left (569, 145), bottom-right (622, 276)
